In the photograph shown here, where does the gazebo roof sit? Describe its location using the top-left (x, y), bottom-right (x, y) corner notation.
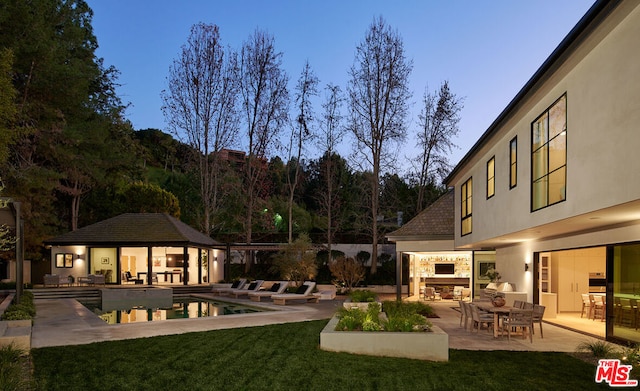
top-left (386, 189), bottom-right (454, 242)
top-left (44, 213), bottom-right (220, 248)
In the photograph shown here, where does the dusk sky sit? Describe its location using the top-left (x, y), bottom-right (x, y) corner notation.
top-left (87, 0), bottom-right (595, 174)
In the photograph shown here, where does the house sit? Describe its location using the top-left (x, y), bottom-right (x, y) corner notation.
top-left (444, 0), bottom-right (640, 344)
top-left (43, 213), bottom-right (225, 285)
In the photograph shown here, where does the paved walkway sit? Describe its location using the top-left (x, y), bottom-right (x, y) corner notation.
top-left (32, 295), bottom-right (604, 352)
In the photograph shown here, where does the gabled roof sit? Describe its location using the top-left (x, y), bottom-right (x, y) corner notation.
top-left (386, 190), bottom-right (454, 242)
top-left (44, 213), bottom-right (220, 248)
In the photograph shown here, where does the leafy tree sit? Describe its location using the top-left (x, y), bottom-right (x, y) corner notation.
top-left (413, 81), bottom-right (463, 210)
top-left (0, 49), bottom-right (17, 165)
top-left (162, 23), bottom-right (240, 235)
top-left (118, 182), bottom-right (180, 217)
top-left (270, 233), bottom-right (317, 288)
top-left (348, 17), bottom-right (412, 273)
top-left (239, 29), bottom-right (289, 272)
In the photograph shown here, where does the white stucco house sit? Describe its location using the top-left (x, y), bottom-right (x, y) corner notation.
top-left (444, 0), bottom-right (640, 344)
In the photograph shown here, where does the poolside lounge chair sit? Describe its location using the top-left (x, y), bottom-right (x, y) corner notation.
top-left (228, 280), bottom-right (264, 298)
top-left (248, 281), bottom-right (289, 302)
top-left (271, 282), bottom-right (319, 305)
top-left (211, 278), bottom-right (247, 295)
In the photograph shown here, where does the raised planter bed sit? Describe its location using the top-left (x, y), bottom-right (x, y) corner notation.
top-left (320, 315), bottom-right (448, 361)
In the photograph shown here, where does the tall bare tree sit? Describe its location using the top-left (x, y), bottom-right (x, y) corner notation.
top-left (316, 83), bottom-right (345, 259)
top-left (239, 29), bottom-right (289, 272)
top-left (287, 61), bottom-right (318, 243)
top-left (348, 17), bottom-right (412, 274)
top-left (162, 23), bottom-right (239, 235)
top-left (414, 81), bottom-right (462, 211)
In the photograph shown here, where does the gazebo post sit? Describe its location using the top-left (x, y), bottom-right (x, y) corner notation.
top-left (147, 246), bottom-right (153, 285)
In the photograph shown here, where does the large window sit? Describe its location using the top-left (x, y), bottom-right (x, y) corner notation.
top-left (461, 177), bottom-right (472, 235)
top-left (532, 94), bottom-right (566, 211)
top-left (509, 137), bottom-right (517, 189)
top-left (487, 157), bottom-right (495, 199)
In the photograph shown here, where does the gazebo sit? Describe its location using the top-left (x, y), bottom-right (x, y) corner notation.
top-left (43, 213), bottom-right (225, 285)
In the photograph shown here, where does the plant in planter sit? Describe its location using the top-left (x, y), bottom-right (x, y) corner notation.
top-left (348, 290), bottom-right (377, 303)
top-left (334, 301), bottom-right (432, 332)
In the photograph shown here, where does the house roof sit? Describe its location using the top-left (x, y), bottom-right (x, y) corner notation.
top-left (44, 213), bottom-right (220, 248)
top-left (386, 190), bottom-right (454, 242)
top-left (444, 0), bottom-right (614, 185)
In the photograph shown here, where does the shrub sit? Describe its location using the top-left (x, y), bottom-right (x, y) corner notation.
top-left (1, 291), bottom-right (36, 321)
top-left (329, 256), bottom-right (365, 292)
top-left (620, 344), bottom-right (640, 379)
top-left (348, 289), bottom-right (377, 303)
top-left (335, 301), bottom-right (432, 332)
top-left (0, 344), bottom-right (31, 390)
top-left (576, 340), bottom-right (618, 358)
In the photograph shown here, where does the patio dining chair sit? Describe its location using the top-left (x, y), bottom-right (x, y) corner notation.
top-left (531, 304), bottom-right (546, 338)
top-left (512, 300), bottom-right (524, 309)
top-left (581, 294), bottom-right (592, 318)
top-left (501, 308), bottom-right (533, 343)
top-left (469, 303), bottom-right (494, 333)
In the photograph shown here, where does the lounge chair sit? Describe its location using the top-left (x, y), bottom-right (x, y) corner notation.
top-left (211, 278), bottom-right (247, 295)
top-left (271, 282), bottom-right (319, 305)
top-left (228, 280), bottom-right (264, 298)
top-left (248, 281), bottom-right (289, 302)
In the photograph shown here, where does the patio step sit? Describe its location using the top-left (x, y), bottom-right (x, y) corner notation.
top-left (30, 288), bottom-right (101, 300)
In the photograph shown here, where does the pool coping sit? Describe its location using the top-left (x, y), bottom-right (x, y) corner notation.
top-left (31, 295), bottom-right (340, 348)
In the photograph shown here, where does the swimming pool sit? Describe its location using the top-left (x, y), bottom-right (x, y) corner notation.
top-left (80, 296), bottom-right (267, 325)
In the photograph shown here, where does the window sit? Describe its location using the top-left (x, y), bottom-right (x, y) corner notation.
top-left (487, 156), bottom-right (495, 198)
top-left (531, 94), bottom-right (566, 211)
top-left (509, 137), bottom-right (517, 188)
top-left (55, 253), bottom-right (74, 268)
top-left (461, 177), bottom-right (472, 235)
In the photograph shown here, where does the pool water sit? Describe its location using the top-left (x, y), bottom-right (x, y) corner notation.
top-left (80, 297), bottom-right (266, 325)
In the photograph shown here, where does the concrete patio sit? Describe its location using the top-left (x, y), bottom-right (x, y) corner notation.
top-left (31, 294), bottom-right (606, 353)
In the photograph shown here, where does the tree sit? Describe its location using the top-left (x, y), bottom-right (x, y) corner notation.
top-left (347, 17), bottom-right (412, 274)
top-left (329, 256), bottom-right (365, 292)
top-left (287, 61), bottom-right (318, 242)
top-left (162, 23), bottom-right (239, 235)
top-left (239, 29), bottom-right (289, 272)
top-left (413, 81), bottom-right (463, 211)
top-left (270, 233), bottom-right (317, 288)
top-left (0, 48), bottom-right (17, 165)
top-left (316, 84), bottom-right (345, 259)
top-left (119, 182), bottom-right (181, 217)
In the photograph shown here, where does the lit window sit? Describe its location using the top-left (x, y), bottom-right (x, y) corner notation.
top-left (487, 156), bottom-right (495, 199)
top-left (532, 94), bottom-right (566, 211)
top-left (461, 177), bottom-right (472, 235)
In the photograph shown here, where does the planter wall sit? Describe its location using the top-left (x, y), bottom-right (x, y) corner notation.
top-left (320, 315), bottom-right (448, 361)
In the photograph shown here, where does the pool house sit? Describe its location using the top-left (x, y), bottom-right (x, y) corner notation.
top-left (44, 213), bottom-right (225, 286)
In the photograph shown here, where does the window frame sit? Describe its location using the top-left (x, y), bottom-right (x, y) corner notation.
top-left (461, 177), bottom-right (473, 236)
top-left (531, 94), bottom-right (567, 212)
top-left (486, 156), bottom-right (495, 199)
top-left (509, 136), bottom-right (517, 189)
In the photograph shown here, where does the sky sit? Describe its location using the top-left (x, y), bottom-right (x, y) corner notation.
top-left (87, 0), bottom-right (595, 174)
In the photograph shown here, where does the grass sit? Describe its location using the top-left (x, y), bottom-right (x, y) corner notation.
top-left (30, 320), bottom-right (610, 391)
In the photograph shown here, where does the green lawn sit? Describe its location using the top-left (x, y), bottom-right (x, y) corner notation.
top-left (31, 320), bottom-right (608, 390)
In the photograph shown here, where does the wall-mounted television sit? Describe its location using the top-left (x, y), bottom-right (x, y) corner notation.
top-left (434, 263), bottom-right (455, 275)
top-left (166, 254), bottom-right (184, 268)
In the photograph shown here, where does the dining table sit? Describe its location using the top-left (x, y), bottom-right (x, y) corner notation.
top-left (475, 302), bottom-right (513, 338)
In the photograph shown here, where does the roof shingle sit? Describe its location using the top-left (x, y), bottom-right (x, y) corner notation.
top-left (386, 190), bottom-right (454, 241)
top-left (44, 213), bottom-right (219, 248)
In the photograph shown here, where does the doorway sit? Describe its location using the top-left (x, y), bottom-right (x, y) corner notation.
top-left (537, 247), bottom-right (606, 338)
